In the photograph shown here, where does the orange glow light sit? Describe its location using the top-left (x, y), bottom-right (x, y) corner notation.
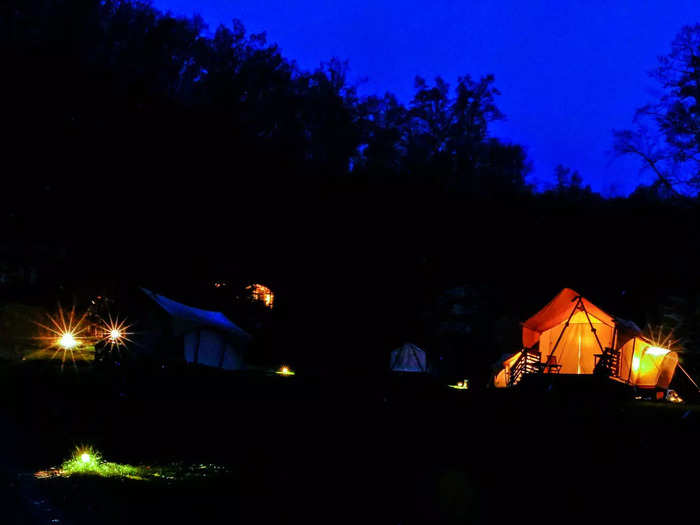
top-left (247, 284), bottom-right (274, 308)
top-left (34, 304), bottom-right (92, 370)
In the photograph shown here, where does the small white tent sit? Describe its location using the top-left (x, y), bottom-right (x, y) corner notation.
top-left (389, 343), bottom-right (428, 373)
top-left (141, 288), bottom-right (251, 370)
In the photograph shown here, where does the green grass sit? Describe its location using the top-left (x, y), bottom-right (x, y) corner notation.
top-left (23, 345), bottom-right (95, 362)
top-left (59, 446), bottom-right (146, 479)
top-left (37, 446), bottom-right (229, 483)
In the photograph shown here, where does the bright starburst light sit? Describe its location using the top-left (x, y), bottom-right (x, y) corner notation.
top-left (645, 324), bottom-right (681, 353)
top-left (34, 304), bottom-right (92, 370)
top-left (100, 314), bottom-right (133, 351)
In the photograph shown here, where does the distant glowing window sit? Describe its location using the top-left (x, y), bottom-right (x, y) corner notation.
top-left (247, 284), bottom-right (274, 309)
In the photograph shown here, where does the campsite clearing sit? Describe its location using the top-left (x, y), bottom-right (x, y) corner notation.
top-left (2, 359), bottom-right (699, 525)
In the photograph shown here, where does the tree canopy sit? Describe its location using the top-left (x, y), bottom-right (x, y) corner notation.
top-left (614, 24), bottom-right (700, 195)
top-left (3, 2), bottom-right (700, 377)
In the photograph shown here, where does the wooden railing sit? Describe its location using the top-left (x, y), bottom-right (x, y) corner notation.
top-left (508, 349), bottom-right (541, 387)
top-left (593, 347), bottom-right (620, 378)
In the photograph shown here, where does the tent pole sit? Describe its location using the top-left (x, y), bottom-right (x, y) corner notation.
top-left (193, 330), bottom-right (201, 365)
top-left (579, 300), bottom-right (605, 353)
top-left (543, 297), bottom-right (580, 371)
top-left (677, 363), bottom-right (700, 391)
top-left (627, 337), bottom-right (636, 383)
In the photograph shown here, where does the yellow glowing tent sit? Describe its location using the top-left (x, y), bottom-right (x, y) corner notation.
top-left (494, 288), bottom-right (678, 389)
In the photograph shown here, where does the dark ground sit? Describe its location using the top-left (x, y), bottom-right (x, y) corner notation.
top-left (1, 361), bottom-right (698, 525)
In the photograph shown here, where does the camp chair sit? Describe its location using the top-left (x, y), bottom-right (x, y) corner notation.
top-left (593, 347), bottom-right (620, 377)
top-left (538, 355), bottom-right (561, 374)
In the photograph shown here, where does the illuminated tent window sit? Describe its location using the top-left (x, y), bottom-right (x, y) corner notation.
top-left (246, 284), bottom-right (274, 309)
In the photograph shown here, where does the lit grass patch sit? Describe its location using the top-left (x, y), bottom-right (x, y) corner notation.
top-left (59, 445), bottom-right (148, 480)
top-left (36, 446), bottom-right (230, 483)
top-left (24, 345), bottom-right (95, 361)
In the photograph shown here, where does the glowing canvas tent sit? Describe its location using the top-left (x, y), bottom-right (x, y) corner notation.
top-left (141, 288), bottom-right (251, 370)
top-left (494, 288), bottom-right (678, 389)
top-left (390, 343), bottom-right (428, 373)
top-left (617, 338), bottom-right (678, 388)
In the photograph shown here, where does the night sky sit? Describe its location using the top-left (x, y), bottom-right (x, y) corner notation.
top-left (153, 0), bottom-right (700, 195)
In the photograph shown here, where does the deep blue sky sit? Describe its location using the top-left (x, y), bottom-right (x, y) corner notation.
top-left (153, 0), bottom-right (700, 194)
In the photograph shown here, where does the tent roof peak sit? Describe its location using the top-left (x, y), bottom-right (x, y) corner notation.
top-left (141, 287), bottom-right (250, 338)
top-left (521, 288), bottom-right (615, 348)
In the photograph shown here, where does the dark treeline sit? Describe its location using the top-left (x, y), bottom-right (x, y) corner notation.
top-left (2, 1), bottom-right (700, 382)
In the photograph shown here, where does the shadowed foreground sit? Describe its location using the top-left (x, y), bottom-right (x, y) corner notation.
top-left (1, 363), bottom-right (698, 524)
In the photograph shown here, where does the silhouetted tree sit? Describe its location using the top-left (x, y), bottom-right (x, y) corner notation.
top-left (5, 1), bottom-right (700, 381)
top-left (614, 24), bottom-right (700, 194)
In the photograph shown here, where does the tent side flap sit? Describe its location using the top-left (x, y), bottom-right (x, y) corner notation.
top-left (183, 328), bottom-right (246, 370)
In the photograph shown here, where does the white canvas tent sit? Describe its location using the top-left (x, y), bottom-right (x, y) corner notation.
top-left (390, 343), bottom-right (428, 373)
top-left (141, 288), bottom-right (251, 370)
